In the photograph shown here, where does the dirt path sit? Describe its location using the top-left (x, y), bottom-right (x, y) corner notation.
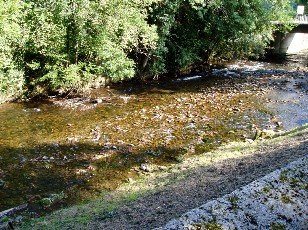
top-left (87, 127), bottom-right (307, 230)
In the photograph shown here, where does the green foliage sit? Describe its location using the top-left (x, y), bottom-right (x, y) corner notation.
top-left (192, 222), bottom-right (223, 230)
top-left (0, 0), bottom-right (25, 101)
top-left (0, 0), bottom-right (294, 100)
top-left (148, 0), bottom-right (294, 75)
top-left (40, 192), bottom-right (65, 208)
top-left (0, 68), bottom-right (24, 101)
top-left (228, 195), bottom-right (239, 209)
top-left (96, 40), bottom-right (136, 82)
top-left (271, 222), bottom-right (286, 230)
top-left (22, 0), bottom-right (159, 94)
top-left (281, 194), bottom-right (294, 204)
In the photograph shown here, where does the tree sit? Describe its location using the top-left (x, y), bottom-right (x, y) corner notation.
top-left (0, 0), bottom-right (295, 100)
top-left (148, 0), bottom-right (294, 76)
top-left (23, 0), bottom-right (159, 94)
top-left (0, 0), bottom-right (25, 101)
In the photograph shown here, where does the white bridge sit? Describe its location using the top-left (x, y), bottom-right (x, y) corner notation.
top-left (294, 15), bottom-right (308, 24)
top-left (294, 5), bottom-right (308, 24)
top-left (273, 23), bottom-right (308, 54)
top-left (273, 5), bottom-right (308, 54)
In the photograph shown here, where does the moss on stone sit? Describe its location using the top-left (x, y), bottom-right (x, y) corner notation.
top-left (270, 222), bottom-right (286, 230)
top-left (191, 222), bottom-right (223, 230)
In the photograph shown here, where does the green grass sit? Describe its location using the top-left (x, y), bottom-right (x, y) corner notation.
top-left (228, 195), bottom-right (239, 209)
top-left (281, 195), bottom-right (294, 204)
top-left (271, 222), bottom-right (286, 230)
top-left (262, 186), bottom-right (271, 193)
top-left (192, 222), bottom-right (223, 230)
top-left (20, 125), bottom-right (308, 229)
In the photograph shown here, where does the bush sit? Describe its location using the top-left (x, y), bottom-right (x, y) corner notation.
top-left (0, 0), bottom-right (25, 101)
top-left (0, 0), bottom-right (294, 100)
top-left (148, 0), bottom-right (294, 75)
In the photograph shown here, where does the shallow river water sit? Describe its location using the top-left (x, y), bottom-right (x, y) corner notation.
top-left (0, 54), bottom-right (307, 219)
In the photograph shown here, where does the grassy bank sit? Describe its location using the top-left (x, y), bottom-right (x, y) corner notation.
top-left (20, 124), bottom-right (308, 229)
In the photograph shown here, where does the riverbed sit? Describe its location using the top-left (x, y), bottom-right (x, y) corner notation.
top-left (0, 54), bottom-right (307, 220)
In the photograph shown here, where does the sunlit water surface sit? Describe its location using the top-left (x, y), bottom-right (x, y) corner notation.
top-left (0, 53), bottom-right (307, 218)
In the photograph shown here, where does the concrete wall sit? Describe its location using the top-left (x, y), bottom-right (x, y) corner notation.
top-left (273, 24), bottom-right (308, 54)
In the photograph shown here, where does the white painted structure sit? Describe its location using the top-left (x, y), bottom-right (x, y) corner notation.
top-left (272, 5), bottom-right (308, 54)
top-left (297, 5), bottom-right (305, 15)
top-left (279, 32), bottom-right (308, 53)
top-left (273, 23), bottom-right (308, 54)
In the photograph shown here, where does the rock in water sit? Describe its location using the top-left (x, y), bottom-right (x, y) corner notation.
top-left (254, 129), bottom-right (275, 140)
top-left (140, 164), bottom-right (152, 172)
top-left (0, 179), bottom-right (4, 188)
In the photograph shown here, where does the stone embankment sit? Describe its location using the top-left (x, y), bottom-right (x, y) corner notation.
top-left (157, 156), bottom-right (308, 230)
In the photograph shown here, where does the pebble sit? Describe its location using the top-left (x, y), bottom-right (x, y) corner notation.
top-left (140, 164), bottom-right (151, 172)
top-left (158, 166), bottom-right (167, 171)
top-left (0, 179), bottom-right (5, 188)
top-left (93, 98), bottom-right (103, 104)
top-left (245, 139), bottom-right (254, 144)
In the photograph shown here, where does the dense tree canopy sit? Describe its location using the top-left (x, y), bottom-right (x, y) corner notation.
top-left (0, 0), bottom-right (294, 100)
top-left (149, 0), bottom-right (294, 75)
top-left (0, 0), bottom-right (25, 100)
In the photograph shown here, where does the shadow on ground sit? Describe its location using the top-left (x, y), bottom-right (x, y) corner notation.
top-left (88, 130), bottom-right (307, 230)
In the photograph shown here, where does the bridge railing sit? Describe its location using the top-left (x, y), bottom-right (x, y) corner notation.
top-left (294, 5), bottom-right (308, 24)
top-left (294, 14), bottom-right (308, 24)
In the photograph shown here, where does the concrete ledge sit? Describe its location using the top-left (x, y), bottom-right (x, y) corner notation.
top-left (157, 156), bottom-right (308, 230)
top-left (273, 24), bottom-right (308, 54)
top-left (280, 33), bottom-right (308, 53)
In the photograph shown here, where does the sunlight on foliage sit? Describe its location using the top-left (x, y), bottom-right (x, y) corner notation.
top-left (0, 0), bottom-right (294, 100)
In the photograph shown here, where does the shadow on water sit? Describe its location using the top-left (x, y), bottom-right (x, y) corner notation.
top-left (0, 56), bottom-right (308, 220)
top-left (263, 51), bottom-right (308, 69)
top-left (0, 139), bottom-right (221, 216)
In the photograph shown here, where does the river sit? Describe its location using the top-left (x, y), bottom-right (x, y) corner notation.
top-left (0, 53), bottom-right (307, 221)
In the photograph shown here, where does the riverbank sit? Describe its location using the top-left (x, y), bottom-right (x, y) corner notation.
top-left (19, 124), bottom-right (308, 229)
top-left (0, 57), bottom-right (307, 228)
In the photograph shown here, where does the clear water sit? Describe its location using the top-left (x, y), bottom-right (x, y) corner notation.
top-left (0, 54), bottom-right (307, 218)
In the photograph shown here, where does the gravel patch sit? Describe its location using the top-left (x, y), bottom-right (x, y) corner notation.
top-left (157, 156), bottom-right (308, 230)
